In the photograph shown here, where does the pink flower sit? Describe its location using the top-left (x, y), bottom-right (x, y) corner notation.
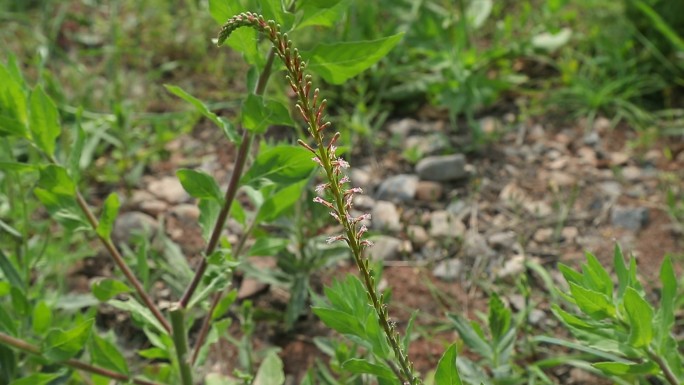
top-left (326, 235), bottom-right (346, 244)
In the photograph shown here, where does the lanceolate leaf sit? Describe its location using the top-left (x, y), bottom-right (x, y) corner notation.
top-left (342, 358), bottom-right (396, 380)
top-left (623, 287), bottom-right (653, 348)
top-left (568, 282), bottom-right (615, 320)
top-left (96, 192), bottom-right (120, 239)
top-left (593, 361), bottom-right (659, 376)
top-left (658, 256), bottom-right (676, 350)
top-left (241, 145), bottom-right (316, 186)
top-left (0, 64), bottom-right (28, 126)
top-left (89, 334), bottom-right (129, 375)
top-left (92, 278), bottom-right (132, 302)
top-left (253, 350), bottom-right (285, 385)
top-left (29, 86), bottom-right (61, 157)
top-left (43, 319), bottom-right (94, 362)
top-left (434, 343), bottom-right (462, 385)
top-left (165, 85), bottom-right (238, 142)
top-left (304, 33), bottom-right (404, 84)
top-left (176, 169), bottom-right (223, 202)
top-left (297, 0), bottom-right (351, 29)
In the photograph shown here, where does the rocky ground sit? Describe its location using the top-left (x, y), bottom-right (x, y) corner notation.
top-left (76, 114), bottom-right (683, 382)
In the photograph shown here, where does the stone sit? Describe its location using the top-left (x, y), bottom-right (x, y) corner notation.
top-left (138, 199), bottom-right (168, 216)
top-left (463, 233), bottom-right (496, 259)
top-left (593, 116), bottom-right (612, 132)
top-left (488, 231), bottom-right (517, 249)
top-left (610, 152), bottom-right (630, 166)
top-left (611, 206), bottom-right (649, 231)
top-left (375, 174), bottom-right (418, 202)
top-left (533, 228), bottom-right (554, 243)
top-left (352, 195), bottom-right (376, 210)
top-left (368, 236), bottom-right (403, 261)
top-left (432, 259), bottom-right (463, 281)
top-left (446, 200), bottom-right (469, 220)
top-left (387, 118), bottom-right (422, 138)
top-left (350, 168), bottom-right (373, 193)
top-left (497, 255), bottom-right (525, 280)
top-left (169, 204), bottom-right (201, 221)
top-left (112, 212), bottom-right (159, 245)
top-left (406, 225), bottom-right (429, 247)
top-left (404, 134), bottom-right (448, 156)
top-left (529, 309), bottom-right (546, 325)
top-left (238, 257), bottom-right (277, 299)
top-left (622, 166), bottom-right (641, 181)
top-left (371, 201), bottom-right (401, 232)
top-left (429, 211), bottom-right (466, 239)
top-left (561, 226), bottom-right (579, 243)
top-left (415, 181), bottom-right (444, 201)
top-left (415, 154), bottom-right (467, 182)
top-left (582, 131), bottom-right (601, 147)
top-left (148, 176), bottom-right (190, 204)
top-left (599, 181), bottom-right (622, 198)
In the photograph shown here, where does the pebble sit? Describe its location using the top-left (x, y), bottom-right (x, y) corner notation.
top-left (375, 174), bottom-right (418, 202)
top-left (368, 236), bottom-right (403, 261)
top-left (139, 199), bottom-right (168, 217)
top-left (497, 255), bottom-right (525, 280)
top-left (404, 134), bottom-right (448, 156)
top-left (582, 131), bottom-right (601, 147)
top-left (432, 258), bottom-right (463, 281)
top-left (415, 181), bottom-right (444, 201)
top-left (561, 226), bottom-right (579, 243)
top-left (371, 201), bottom-right (401, 232)
top-left (533, 228), bottom-right (554, 243)
top-left (462, 233), bottom-right (496, 259)
top-left (148, 176), bottom-right (190, 204)
top-left (415, 154), bottom-right (467, 182)
top-left (387, 118), bottom-right (423, 138)
top-left (169, 204), bottom-right (201, 221)
top-left (529, 309), bottom-right (546, 325)
top-left (406, 225), bottom-right (429, 247)
top-left (488, 231), bottom-right (517, 249)
top-left (429, 211), bottom-right (466, 238)
top-left (112, 212), bottom-right (159, 245)
top-left (350, 168), bottom-right (373, 193)
top-left (237, 257), bottom-right (277, 299)
top-left (611, 206), bottom-right (649, 231)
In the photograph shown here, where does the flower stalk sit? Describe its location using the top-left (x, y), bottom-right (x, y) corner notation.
top-left (218, 13), bottom-right (420, 385)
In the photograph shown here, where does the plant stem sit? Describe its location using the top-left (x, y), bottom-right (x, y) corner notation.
top-left (73, 190), bottom-right (171, 333)
top-left (648, 348), bottom-right (679, 385)
top-left (0, 332), bottom-right (162, 385)
top-left (184, 47), bottom-right (277, 365)
top-left (179, 47), bottom-right (275, 309)
top-left (170, 305), bottom-right (193, 385)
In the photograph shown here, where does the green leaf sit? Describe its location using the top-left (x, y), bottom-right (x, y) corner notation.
top-left (582, 252), bottom-right (613, 298)
top-left (10, 287), bottom-right (29, 316)
top-left (364, 311), bottom-right (390, 358)
top-left (253, 350), bottom-right (285, 385)
top-left (208, 0), bottom-right (232, 24)
top-left (466, 0), bottom-right (492, 29)
top-left (9, 373), bottom-right (63, 385)
top-left (32, 301), bottom-right (53, 335)
top-left (96, 193), bottom-right (120, 239)
top-left (261, 0), bottom-right (294, 30)
top-left (568, 282), bottom-right (615, 320)
top-left (89, 333), bottom-right (129, 375)
top-left (0, 64), bottom-right (28, 125)
top-left (448, 314), bottom-right (492, 358)
top-left (91, 278), bottom-right (132, 302)
top-left (0, 250), bottom-right (25, 292)
top-left (488, 293), bottom-right (511, 344)
top-left (558, 263), bottom-right (583, 286)
top-left (304, 33), bottom-right (404, 84)
top-left (247, 237), bottom-right (288, 257)
top-left (0, 344), bottom-right (16, 383)
top-left (623, 287), bottom-right (653, 348)
top-left (68, 119), bottom-right (86, 181)
top-left (593, 361), bottom-right (659, 376)
top-left (109, 299), bottom-right (166, 334)
top-left (342, 358), bottom-right (396, 380)
top-left (176, 169), bottom-right (223, 202)
top-left (38, 164), bottom-right (75, 196)
top-left (297, 0), bottom-right (352, 29)
top-left (0, 161), bottom-right (36, 173)
top-left (242, 95), bottom-right (294, 134)
top-left (199, 199), bottom-right (221, 241)
top-left (0, 304), bottom-right (18, 336)
top-left (434, 343), bottom-right (462, 385)
top-left (212, 289), bottom-right (238, 320)
top-left (0, 115), bottom-right (29, 138)
top-left (241, 145), bottom-right (317, 186)
top-left (256, 180), bottom-right (307, 222)
top-left (312, 307), bottom-right (363, 337)
top-left (613, 244), bottom-right (629, 299)
top-left (633, 0), bottom-right (684, 52)
top-left (29, 86), bottom-right (61, 157)
top-left (165, 85), bottom-right (238, 142)
top-left (658, 256), bottom-right (676, 349)
top-left (43, 319), bottom-right (94, 361)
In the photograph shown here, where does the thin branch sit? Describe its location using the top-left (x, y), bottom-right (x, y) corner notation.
top-left (179, 47), bottom-right (276, 309)
top-left (648, 349), bottom-right (679, 385)
top-left (74, 191), bottom-right (171, 333)
top-left (0, 332), bottom-right (162, 385)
